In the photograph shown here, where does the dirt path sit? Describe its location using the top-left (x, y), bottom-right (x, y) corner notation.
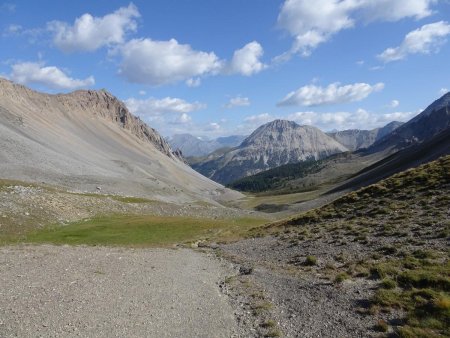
top-left (0, 245), bottom-right (240, 338)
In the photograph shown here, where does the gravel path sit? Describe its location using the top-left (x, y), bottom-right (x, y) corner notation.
top-left (0, 245), bottom-right (240, 338)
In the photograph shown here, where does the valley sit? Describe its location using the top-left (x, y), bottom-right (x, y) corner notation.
top-left (1, 71), bottom-right (449, 337)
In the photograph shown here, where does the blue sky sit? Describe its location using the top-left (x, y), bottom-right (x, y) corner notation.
top-left (1, 0), bottom-right (449, 137)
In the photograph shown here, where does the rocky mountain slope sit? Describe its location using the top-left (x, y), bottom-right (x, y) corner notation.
top-left (192, 120), bottom-right (348, 184)
top-left (368, 92), bottom-right (450, 152)
top-left (327, 121), bottom-right (403, 151)
top-left (0, 78), bottom-right (240, 203)
top-left (167, 133), bottom-right (245, 157)
top-left (331, 126), bottom-right (450, 193)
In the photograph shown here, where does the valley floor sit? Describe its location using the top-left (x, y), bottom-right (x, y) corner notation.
top-left (0, 245), bottom-right (245, 338)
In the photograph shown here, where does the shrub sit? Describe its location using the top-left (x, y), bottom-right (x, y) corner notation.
top-left (381, 278), bottom-right (397, 289)
top-left (305, 255), bottom-right (317, 266)
top-left (334, 272), bottom-right (350, 284)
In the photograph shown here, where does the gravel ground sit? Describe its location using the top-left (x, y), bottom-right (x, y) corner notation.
top-left (220, 237), bottom-right (396, 337)
top-left (0, 245), bottom-right (243, 338)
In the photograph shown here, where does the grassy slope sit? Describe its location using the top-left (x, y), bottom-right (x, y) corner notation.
top-left (253, 155), bottom-right (450, 337)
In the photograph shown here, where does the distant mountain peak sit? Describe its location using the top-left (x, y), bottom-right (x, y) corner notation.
top-left (193, 119), bottom-right (348, 184)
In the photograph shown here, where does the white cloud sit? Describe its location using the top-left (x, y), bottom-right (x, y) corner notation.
top-left (278, 82), bottom-right (384, 107)
top-left (125, 97), bottom-right (206, 116)
top-left (378, 21), bottom-right (450, 62)
top-left (48, 3), bottom-right (140, 53)
top-left (358, 0), bottom-right (436, 22)
top-left (10, 61), bottom-right (94, 90)
top-left (227, 41), bottom-right (267, 76)
top-left (209, 122), bottom-right (220, 129)
top-left (116, 39), bottom-right (266, 86)
top-left (224, 96), bottom-right (250, 109)
top-left (439, 88), bottom-right (448, 95)
top-left (389, 99), bottom-right (400, 108)
top-left (186, 77), bottom-right (201, 87)
top-left (288, 109), bottom-right (418, 131)
top-left (2, 24), bottom-right (22, 36)
top-left (171, 113), bottom-right (192, 124)
top-left (244, 113), bottom-right (273, 124)
top-left (0, 3), bottom-right (15, 13)
top-left (277, 0), bottom-right (437, 59)
top-left (138, 90), bottom-right (146, 96)
top-left (117, 38), bottom-right (223, 85)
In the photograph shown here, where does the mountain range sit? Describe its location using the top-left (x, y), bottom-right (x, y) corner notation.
top-left (167, 133), bottom-right (246, 157)
top-left (326, 121), bottom-right (403, 151)
top-left (226, 92), bottom-right (450, 197)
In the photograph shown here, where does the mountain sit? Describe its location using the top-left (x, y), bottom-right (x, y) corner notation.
top-left (330, 126), bottom-right (450, 193)
top-left (192, 119), bottom-right (348, 184)
top-left (327, 121), bottom-right (403, 151)
top-left (0, 78), bottom-right (240, 203)
top-left (167, 133), bottom-right (245, 157)
top-left (215, 135), bottom-right (246, 148)
top-left (368, 92), bottom-right (450, 152)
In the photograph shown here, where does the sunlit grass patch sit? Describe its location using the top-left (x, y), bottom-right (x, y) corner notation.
top-left (23, 215), bottom-right (267, 247)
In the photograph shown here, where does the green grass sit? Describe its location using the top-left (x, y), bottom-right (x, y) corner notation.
top-left (22, 215), bottom-right (267, 247)
top-left (371, 256), bottom-right (450, 336)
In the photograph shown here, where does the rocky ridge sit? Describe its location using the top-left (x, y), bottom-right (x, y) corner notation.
top-left (327, 121), bottom-right (403, 151)
top-left (0, 78), bottom-right (240, 203)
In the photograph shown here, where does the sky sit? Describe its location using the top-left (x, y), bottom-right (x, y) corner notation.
top-left (1, 0), bottom-right (449, 138)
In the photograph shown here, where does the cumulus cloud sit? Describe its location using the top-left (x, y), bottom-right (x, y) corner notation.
top-left (170, 113), bottom-right (192, 124)
top-left (389, 99), bottom-right (400, 108)
top-left (224, 96), bottom-right (250, 109)
top-left (288, 109), bottom-right (418, 131)
top-left (439, 88), bottom-right (449, 95)
top-left (116, 39), bottom-right (266, 86)
top-left (244, 113), bottom-right (274, 124)
top-left (227, 41), bottom-right (267, 76)
top-left (278, 82), bottom-right (384, 107)
top-left (10, 61), bottom-right (94, 90)
top-left (378, 21), bottom-right (450, 62)
top-left (277, 0), bottom-right (437, 59)
top-left (117, 38), bottom-right (223, 85)
top-left (186, 77), bottom-right (201, 87)
top-left (125, 97), bottom-right (206, 116)
top-left (48, 3), bottom-right (140, 53)
top-left (358, 0), bottom-right (436, 22)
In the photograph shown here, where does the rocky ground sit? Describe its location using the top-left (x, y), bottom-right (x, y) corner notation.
top-left (0, 245), bottom-right (248, 338)
top-left (217, 156), bottom-right (450, 337)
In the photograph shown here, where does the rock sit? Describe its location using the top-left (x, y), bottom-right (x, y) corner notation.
top-left (239, 266), bottom-right (253, 275)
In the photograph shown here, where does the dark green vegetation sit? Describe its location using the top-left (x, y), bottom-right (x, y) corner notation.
top-left (227, 159), bottom-right (322, 193)
top-left (13, 215), bottom-right (266, 247)
top-left (253, 155), bottom-right (450, 336)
